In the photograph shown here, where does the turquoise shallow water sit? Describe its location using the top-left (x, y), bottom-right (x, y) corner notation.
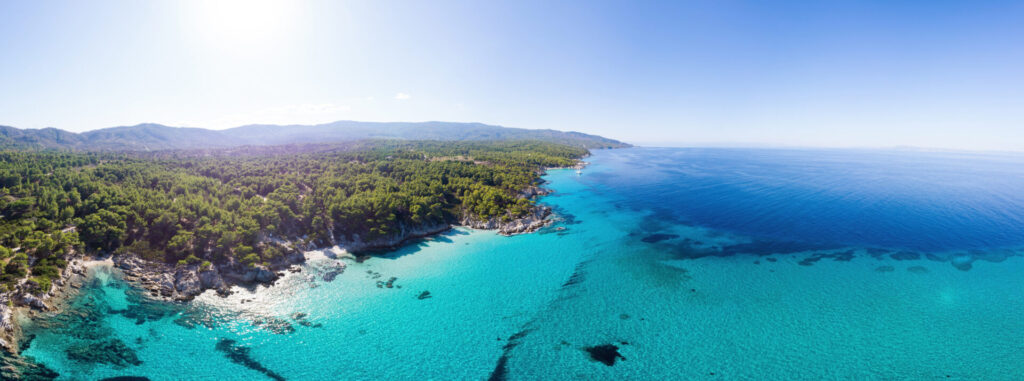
top-left (12, 148), bottom-right (1024, 379)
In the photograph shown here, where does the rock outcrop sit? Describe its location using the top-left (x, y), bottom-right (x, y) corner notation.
top-left (116, 256), bottom-right (240, 301)
top-left (460, 206), bottom-right (552, 236)
top-left (340, 221), bottom-right (452, 253)
top-left (19, 294), bottom-right (49, 311)
top-left (0, 305), bottom-right (13, 333)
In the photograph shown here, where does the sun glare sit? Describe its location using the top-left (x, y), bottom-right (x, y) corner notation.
top-left (186, 0), bottom-right (297, 46)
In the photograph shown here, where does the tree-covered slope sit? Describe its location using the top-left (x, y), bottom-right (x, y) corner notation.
top-left (0, 140), bottom-right (587, 293)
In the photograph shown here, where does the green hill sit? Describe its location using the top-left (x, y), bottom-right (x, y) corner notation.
top-left (0, 121), bottom-right (629, 151)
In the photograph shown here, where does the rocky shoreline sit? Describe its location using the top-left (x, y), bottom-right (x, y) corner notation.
top-left (102, 193), bottom-right (558, 311)
top-left (0, 256), bottom-right (91, 354)
top-left (0, 163), bottom-right (578, 357)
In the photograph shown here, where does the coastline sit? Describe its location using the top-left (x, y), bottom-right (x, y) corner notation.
top-left (0, 256), bottom-right (105, 354)
top-left (0, 162), bottom-right (581, 358)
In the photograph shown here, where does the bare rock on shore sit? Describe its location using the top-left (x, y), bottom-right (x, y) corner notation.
top-left (174, 268), bottom-right (202, 300)
top-left (0, 305), bottom-right (14, 332)
top-left (519, 186), bottom-right (551, 199)
top-left (115, 256), bottom-right (238, 301)
top-left (341, 221), bottom-right (451, 253)
top-left (223, 266), bottom-right (278, 284)
top-left (199, 269), bottom-right (226, 290)
top-left (256, 267), bottom-right (278, 283)
top-left (460, 206), bottom-right (552, 236)
top-left (20, 294), bottom-right (49, 311)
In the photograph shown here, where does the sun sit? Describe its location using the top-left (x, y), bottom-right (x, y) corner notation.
top-left (185, 0), bottom-right (298, 46)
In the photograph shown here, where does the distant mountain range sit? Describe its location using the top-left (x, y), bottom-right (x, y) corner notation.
top-left (0, 121), bottom-right (630, 151)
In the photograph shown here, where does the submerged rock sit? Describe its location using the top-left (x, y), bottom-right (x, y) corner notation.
top-left (289, 312), bottom-right (321, 328)
top-left (322, 268), bottom-right (344, 282)
top-left (417, 291), bottom-right (432, 300)
top-left (251, 316), bottom-right (295, 334)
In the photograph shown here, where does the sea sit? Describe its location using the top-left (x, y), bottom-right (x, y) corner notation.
top-left (9, 147), bottom-right (1024, 380)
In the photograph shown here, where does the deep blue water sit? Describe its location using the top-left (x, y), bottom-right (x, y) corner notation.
top-left (8, 147), bottom-right (1024, 380)
top-left (591, 148), bottom-right (1024, 252)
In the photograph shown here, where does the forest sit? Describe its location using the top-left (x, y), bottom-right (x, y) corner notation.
top-left (0, 140), bottom-right (587, 292)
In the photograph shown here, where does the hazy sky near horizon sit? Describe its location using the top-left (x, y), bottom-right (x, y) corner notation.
top-left (2, 1), bottom-right (1023, 150)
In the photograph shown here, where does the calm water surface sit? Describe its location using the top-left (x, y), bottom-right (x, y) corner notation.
top-left (11, 147), bottom-right (1024, 380)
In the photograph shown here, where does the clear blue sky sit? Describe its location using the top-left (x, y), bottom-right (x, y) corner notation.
top-left (2, 1), bottom-right (1023, 150)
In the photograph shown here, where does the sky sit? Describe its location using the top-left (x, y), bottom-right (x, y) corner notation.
top-left (1, 0), bottom-right (1023, 150)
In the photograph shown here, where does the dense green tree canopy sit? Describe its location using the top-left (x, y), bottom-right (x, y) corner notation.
top-left (0, 140), bottom-right (586, 290)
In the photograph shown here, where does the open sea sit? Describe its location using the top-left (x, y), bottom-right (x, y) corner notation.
top-left (10, 147), bottom-right (1024, 380)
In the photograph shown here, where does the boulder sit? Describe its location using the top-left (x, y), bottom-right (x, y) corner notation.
top-left (255, 267), bottom-right (278, 283)
top-left (199, 268), bottom-right (226, 290)
top-left (174, 268), bottom-right (202, 298)
top-left (157, 274), bottom-right (176, 296)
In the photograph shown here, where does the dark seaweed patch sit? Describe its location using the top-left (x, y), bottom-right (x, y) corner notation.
top-left (561, 259), bottom-right (592, 288)
top-left (549, 206), bottom-right (581, 225)
top-left (641, 233), bottom-right (680, 243)
top-left (951, 255), bottom-right (974, 271)
top-left (866, 248), bottom-right (890, 258)
top-left (111, 287), bottom-right (179, 325)
top-left (797, 250), bottom-right (856, 266)
top-left (216, 339), bottom-right (286, 381)
top-left (585, 344), bottom-right (625, 366)
top-left (890, 251), bottom-right (921, 261)
top-left (562, 271), bottom-right (584, 287)
top-left (66, 338), bottom-right (141, 367)
top-left (488, 327), bottom-right (535, 381)
top-left (487, 355), bottom-right (510, 381)
top-left (417, 290), bottom-right (432, 300)
top-left (907, 266), bottom-right (929, 274)
top-left (504, 328), bottom-right (534, 348)
top-left (673, 239), bottom-right (841, 260)
top-left (0, 351), bottom-right (61, 380)
top-left (719, 240), bottom-right (839, 257)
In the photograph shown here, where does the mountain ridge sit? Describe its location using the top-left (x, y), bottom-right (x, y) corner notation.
top-left (0, 121), bottom-right (630, 151)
